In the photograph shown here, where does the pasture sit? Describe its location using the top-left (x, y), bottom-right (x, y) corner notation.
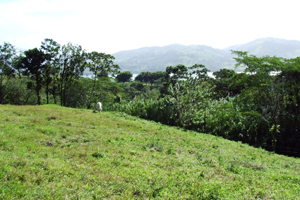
top-left (0, 104), bottom-right (299, 199)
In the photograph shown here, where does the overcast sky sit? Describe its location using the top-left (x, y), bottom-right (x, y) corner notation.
top-left (1, 0), bottom-right (299, 54)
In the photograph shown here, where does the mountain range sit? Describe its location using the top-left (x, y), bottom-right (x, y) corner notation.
top-left (112, 37), bottom-right (300, 73)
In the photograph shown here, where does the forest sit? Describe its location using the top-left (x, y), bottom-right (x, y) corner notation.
top-left (1, 39), bottom-right (300, 157)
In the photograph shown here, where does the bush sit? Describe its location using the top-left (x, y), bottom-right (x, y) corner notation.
top-left (3, 78), bottom-right (36, 105)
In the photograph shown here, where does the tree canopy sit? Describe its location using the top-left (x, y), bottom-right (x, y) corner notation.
top-left (116, 71), bottom-right (133, 82)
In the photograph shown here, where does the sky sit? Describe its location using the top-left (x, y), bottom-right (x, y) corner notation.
top-left (0, 0), bottom-right (299, 54)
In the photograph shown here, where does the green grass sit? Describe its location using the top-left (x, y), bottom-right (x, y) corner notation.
top-left (0, 104), bottom-right (299, 199)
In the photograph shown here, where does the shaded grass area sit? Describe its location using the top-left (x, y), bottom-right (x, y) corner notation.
top-left (0, 104), bottom-right (299, 199)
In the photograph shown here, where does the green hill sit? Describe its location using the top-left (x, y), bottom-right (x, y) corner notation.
top-left (112, 38), bottom-right (300, 73)
top-left (1, 105), bottom-right (299, 199)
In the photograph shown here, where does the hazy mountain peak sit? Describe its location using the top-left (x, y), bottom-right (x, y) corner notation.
top-left (113, 38), bottom-right (300, 73)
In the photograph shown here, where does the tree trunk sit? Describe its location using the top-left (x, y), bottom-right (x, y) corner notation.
top-left (0, 74), bottom-right (3, 104)
top-left (36, 74), bottom-right (41, 105)
top-left (46, 83), bottom-right (49, 104)
top-left (87, 72), bottom-right (97, 109)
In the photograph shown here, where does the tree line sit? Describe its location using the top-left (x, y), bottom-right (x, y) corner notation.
top-left (0, 39), bottom-right (120, 107)
top-left (1, 39), bottom-right (300, 157)
top-left (108, 53), bottom-right (300, 157)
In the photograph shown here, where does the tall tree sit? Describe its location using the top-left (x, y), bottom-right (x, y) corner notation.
top-left (40, 38), bottom-right (61, 104)
top-left (86, 51), bottom-right (120, 108)
top-left (165, 64), bottom-right (188, 84)
top-left (59, 43), bottom-right (87, 107)
top-left (277, 57), bottom-right (300, 154)
top-left (232, 51), bottom-right (285, 152)
top-left (161, 64), bottom-right (188, 96)
top-left (188, 64), bottom-right (211, 81)
top-left (0, 42), bottom-right (16, 104)
top-left (164, 64), bottom-right (213, 128)
top-left (12, 54), bottom-right (25, 79)
top-left (20, 48), bottom-right (46, 105)
top-left (212, 68), bottom-right (236, 98)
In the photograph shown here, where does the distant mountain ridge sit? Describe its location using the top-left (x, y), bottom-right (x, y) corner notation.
top-left (225, 38), bottom-right (300, 58)
top-left (112, 37), bottom-right (300, 73)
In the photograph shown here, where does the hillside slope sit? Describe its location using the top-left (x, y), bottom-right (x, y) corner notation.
top-left (0, 105), bottom-right (299, 199)
top-left (112, 38), bottom-right (300, 73)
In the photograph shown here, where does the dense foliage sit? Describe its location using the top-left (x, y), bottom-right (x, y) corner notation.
top-left (107, 53), bottom-right (300, 157)
top-left (0, 39), bottom-right (121, 109)
top-left (1, 39), bottom-right (300, 157)
top-left (134, 71), bottom-right (165, 85)
top-left (116, 71), bottom-right (133, 82)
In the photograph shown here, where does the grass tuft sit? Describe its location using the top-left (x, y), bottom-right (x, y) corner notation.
top-left (47, 116), bottom-right (57, 121)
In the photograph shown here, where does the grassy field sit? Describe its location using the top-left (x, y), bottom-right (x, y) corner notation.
top-left (0, 104), bottom-right (299, 199)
